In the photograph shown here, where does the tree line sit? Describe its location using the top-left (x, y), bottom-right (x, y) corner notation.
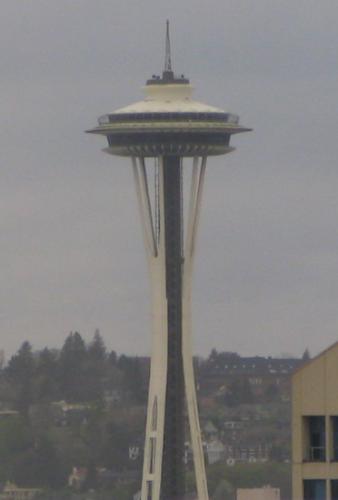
top-left (0, 331), bottom-right (147, 493)
top-left (0, 330), bottom-right (147, 415)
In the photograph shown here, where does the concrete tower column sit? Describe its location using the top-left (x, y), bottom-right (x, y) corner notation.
top-left (133, 155), bottom-right (209, 500)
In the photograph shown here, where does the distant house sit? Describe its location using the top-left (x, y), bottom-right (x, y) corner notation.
top-left (0, 482), bottom-right (41, 500)
top-left (68, 466), bottom-right (87, 489)
top-left (224, 443), bottom-right (270, 463)
top-left (51, 401), bottom-right (91, 426)
top-left (0, 410), bottom-right (19, 420)
top-left (236, 486), bottom-right (280, 500)
top-left (206, 439), bottom-right (226, 464)
top-left (199, 354), bottom-right (303, 402)
top-left (103, 388), bottom-right (121, 406)
top-left (224, 420), bottom-right (244, 430)
top-left (210, 356), bottom-right (302, 377)
top-left (203, 420), bottom-right (219, 438)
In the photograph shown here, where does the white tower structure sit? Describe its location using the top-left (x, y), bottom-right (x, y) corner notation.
top-left (87, 22), bottom-right (250, 500)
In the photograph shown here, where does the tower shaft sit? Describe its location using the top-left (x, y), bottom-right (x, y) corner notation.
top-left (161, 157), bottom-right (185, 498)
top-left (132, 156), bottom-right (210, 500)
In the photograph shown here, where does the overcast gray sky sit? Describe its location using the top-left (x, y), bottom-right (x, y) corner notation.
top-left (1, 0), bottom-right (338, 360)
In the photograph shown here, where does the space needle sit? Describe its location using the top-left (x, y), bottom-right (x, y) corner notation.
top-left (87, 22), bottom-right (250, 500)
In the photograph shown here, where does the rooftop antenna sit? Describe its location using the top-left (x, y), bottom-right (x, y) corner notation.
top-left (164, 20), bottom-right (172, 72)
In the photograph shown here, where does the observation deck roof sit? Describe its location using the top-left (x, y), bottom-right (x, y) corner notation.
top-left (111, 91), bottom-right (225, 115)
top-left (97, 81), bottom-right (238, 124)
top-left (87, 22), bottom-right (251, 156)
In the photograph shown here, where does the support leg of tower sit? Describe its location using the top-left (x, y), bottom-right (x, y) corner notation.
top-left (134, 155), bottom-right (209, 500)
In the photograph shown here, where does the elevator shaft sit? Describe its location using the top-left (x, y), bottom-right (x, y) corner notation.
top-left (160, 156), bottom-right (185, 499)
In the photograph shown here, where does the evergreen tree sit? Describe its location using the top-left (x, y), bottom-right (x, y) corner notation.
top-left (88, 329), bottom-right (106, 363)
top-left (108, 350), bottom-right (117, 366)
top-left (6, 341), bottom-right (35, 415)
top-left (117, 356), bottom-right (145, 403)
top-left (208, 349), bottom-right (218, 363)
top-left (13, 434), bottom-right (67, 488)
top-left (86, 330), bottom-right (107, 401)
top-left (0, 415), bottom-right (33, 482)
top-left (302, 348), bottom-right (311, 361)
top-left (101, 422), bottom-right (138, 471)
top-left (58, 332), bottom-right (89, 402)
top-left (35, 348), bottom-right (59, 402)
top-left (213, 479), bottom-right (234, 500)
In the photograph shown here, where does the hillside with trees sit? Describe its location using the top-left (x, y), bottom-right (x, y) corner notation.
top-left (0, 333), bottom-right (303, 498)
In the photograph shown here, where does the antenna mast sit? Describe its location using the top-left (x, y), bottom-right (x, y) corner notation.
top-left (164, 20), bottom-right (172, 71)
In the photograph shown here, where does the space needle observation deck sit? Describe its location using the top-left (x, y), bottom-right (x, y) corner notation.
top-left (87, 21), bottom-right (251, 500)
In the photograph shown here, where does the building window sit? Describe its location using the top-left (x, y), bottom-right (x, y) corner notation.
top-left (331, 416), bottom-right (338, 461)
top-left (303, 480), bottom-right (326, 500)
top-left (331, 480), bottom-right (338, 500)
top-left (303, 416), bottom-right (326, 461)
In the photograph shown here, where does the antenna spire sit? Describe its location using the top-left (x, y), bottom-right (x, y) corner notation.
top-left (164, 20), bottom-right (172, 71)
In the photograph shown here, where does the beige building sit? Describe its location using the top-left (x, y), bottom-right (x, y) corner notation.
top-left (236, 486), bottom-right (280, 500)
top-left (292, 341), bottom-right (338, 499)
top-left (0, 482), bottom-right (41, 500)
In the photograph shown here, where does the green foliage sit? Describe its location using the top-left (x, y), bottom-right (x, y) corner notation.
top-left (110, 481), bottom-right (138, 500)
top-left (35, 348), bottom-right (59, 402)
top-left (101, 421), bottom-right (141, 471)
top-left (3, 332), bottom-right (147, 412)
top-left (0, 332), bottom-right (149, 490)
top-left (13, 435), bottom-right (67, 488)
top-left (224, 378), bottom-right (254, 406)
top-left (58, 332), bottom-right (88, 402)
top-left (88, 330), bottom-right (106, 363)
top-left (0, 337), bottom-right (295, 497)
top-left (83, 460), bottom-right (98, 491)
top-left (0, 416), bottom-right (32, 481)
top-left (117, 355), bottom-right (146, 403)
top-left (0, 416), bottom-right (67, 488)
top-left (213, 479), bottom-right (234, 500)
top-left (5, 341), bottom-right (35, 414)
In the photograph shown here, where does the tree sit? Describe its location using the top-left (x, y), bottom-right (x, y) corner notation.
top-left (35, 348), bottom-right (59, 402)
top-left (58, 332), bottom-right (89, 402)
top-left (224, 378), bottom-right (253, 406)
top-left (117, 356), bottom-right (146, 403)
top-left (13, 434), bottom-right (67, 488)
top-left (302, 348), bottom-right (311, 362)
top-left (0, 416), bottom-right (33, 482)
top-left (108, 350), bottom-right (117, 366)
top-left (86, 330), bottom-right (107, 401)
top-left (101, 422), bottom-right (130, 470)
top-left (213, 479), bottom-right (234, 500)
top-left (208, 349), bottom-right (219, 363)
top-left (88, 330), bottom-right (106, 364)
top-left (6, 341), bottom-right (35, 415)
top-left (83, 459), bottom-right (98, 491)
